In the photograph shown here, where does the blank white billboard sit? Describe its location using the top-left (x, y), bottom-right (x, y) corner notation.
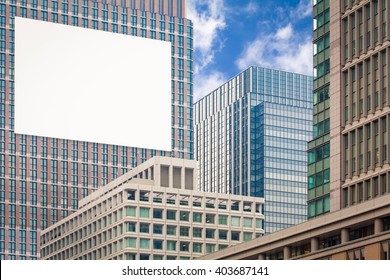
top-left (15, 17), bottom-right (171, 151)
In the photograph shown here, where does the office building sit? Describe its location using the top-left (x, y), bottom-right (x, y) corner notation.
top-left (331, 0), bottom-right (389, 213)
top-left (40, 157), bottom-right (265, 260)
top-left (198, 193), bottom-right (390, 260)
top-left (310, 0), bottom-right (389, 219)
top-left (194, 66), bottom-right (313, 233)
top-left (308, 0), bottom-right (331, 218)
top-left (198, 0), bottom-right (390, 260)
top-left (0, 0), bottom-right (193, 259)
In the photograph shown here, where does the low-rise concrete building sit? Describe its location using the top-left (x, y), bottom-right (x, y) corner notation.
top-left (197, 193), bottom-right (390, 260)
top-left (40, 157), bottom-right (264, 260)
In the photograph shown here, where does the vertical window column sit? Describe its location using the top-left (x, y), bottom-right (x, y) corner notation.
top-left (358, 127), bottom-right (363, 172)
top-left (348, 14), bottom-right (353, 63)
top-left (386, 114), bottom-right (390, 164)
top-left (366, 123), bottom-right (372, 170)
top-left (378, 117), bottom-right (384, 165)
top-left (378, 0), bottom-right (384, 44)
top-left (348, 69), bottom-right (353, 124)
top-left (348, 131), bottom-right (353, 179)
top-left (370, 121), bottom-right (376, 170)
top-left (386, 0), bottom-right (390, 40)
top-left (367, 57), bottom-right (375, 114)
top-left (362, 4), bottom-right (368, 53)
top-left (370, 2), bottom-right (375, 51)
top-left (352, 67), bottom-right (357, 120)
top-left (344, 18), bottom-right (349, 63)
top-left (362, 60), bottom-right (368, 117)
top-left (342, 72), bottom-right (347, 125)
top-left (387, 48), bottom-right (390, 104)
top-left (353, 13), bottom-right (358, 59)
top-left (343, 134), bottom-right (348, 179)
top-left (381, 50), bottom-right (387, 107)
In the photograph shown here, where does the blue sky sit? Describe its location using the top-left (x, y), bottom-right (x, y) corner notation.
top-left (186, 0), bottom-right (313, 100)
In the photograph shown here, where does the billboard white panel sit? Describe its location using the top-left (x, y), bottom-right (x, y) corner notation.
top-left (15, 17), bottom-right (171, 151)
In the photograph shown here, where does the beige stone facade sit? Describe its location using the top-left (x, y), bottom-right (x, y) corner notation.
top-left (197, 193), bottom-right (390, 260)
top-left (40, 157), bottom-right (264, 260)
top-left (337, 0), bottom-right (390, 211)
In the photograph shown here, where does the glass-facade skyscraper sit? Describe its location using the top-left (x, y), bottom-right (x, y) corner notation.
top-left (0, 0), bottom-right (193, 260)
top-left (194, 66), bottom-right (313, 234)
top-left (308, 0), bottom-right (331, 219)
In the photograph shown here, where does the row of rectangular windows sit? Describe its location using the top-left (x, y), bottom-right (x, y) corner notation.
top-left (9, 0), bottom-right (187, 19)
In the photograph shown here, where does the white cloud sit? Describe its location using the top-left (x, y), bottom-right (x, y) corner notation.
top-left (275, 24), bottom-right (293, 40)
top-left (291, 0), bottom-right (312, 19)
top-left (187, 0), bottom-right (227, 99)
top-left (235, 24), bottom-right (313, 75)
top-left (243, 0), bottom-right (259, 14)
top-left (235, 0), bottom-right (313, 75)
top-left (274, 40), bottom-right (313, 75)
top-left (187, 0), bottom-right (226, 72)
top-left (193, 71), bottom-right (227, 101)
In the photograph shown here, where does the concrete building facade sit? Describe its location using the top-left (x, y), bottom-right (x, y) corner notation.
top-left (198, 193), bottom-right (390, 260)
top-left (310, 0), bottom-right (390, 219)
top-left (334, 0), bottom-right (389, 213)
top-left (194, 66), bottom-right (313, 233)
top-left (40, 157), bottom-right (265, 260)
top-left (0, 0), bottom-right (194, 259)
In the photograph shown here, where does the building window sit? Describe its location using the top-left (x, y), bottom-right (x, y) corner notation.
top-left (231, 231), bottom-right (240, 241)
top-left (166, 225), bottom-right (176, 236)
top-left (125, 253), bottom-right (137, 261)
top-left (153, 240), bottom-right (163, 250)
top-left (205, 244), bottom-right (215, 254)
top-left (140, 223), bottom-right (149, 233)
top-left (218, 215), bottom-right (228, 225)
top-left (180, 211), bottom-right (189, 221)
top-left (126, 207), bottom-right (136, 217)
top-left (153, 224), bottom-right (163, 235)
top-left (193, 243), bottom-right (202, 253)
top-left (139, 239), bottom-right (150, 249)
top-left (218, 230), bottom-right (227, 240)
top-left (179, 227), bottom-right (189, 237)
top-left (166, 210), bottom-right (176, 220)
top-left (166, 241), bottom-right (176, 251)
top-left (231, 216), bottom-right (240, 227)
top-left (193, 228), bottom-right (202, 238)
top-left (127, 222), bottom-right (136, 232)
top-left (206, 229), bottom-right (215, 239)
top-left (243, 232), bottom-right (253, 241)
top-left (243, 217), bottom-right (252, 227)
top-left (139, 208), bottom-right (149, 218)
top-left (193, 212), bottom-right (202, 223)
top-left (126, 238), bottom-right (136, 248)
top-left (153, 209), bottom-right (163, 219)
top-left (180, 242), bottom-right (189, 252)
top-left (206, 214), bottom-right (215, 224)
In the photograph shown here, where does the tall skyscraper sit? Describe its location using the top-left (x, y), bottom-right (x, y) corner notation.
top-left (307, 0), bottom-right (331, 218)
top-left (330, 0), bottom-right (389, 210)
top-left (194, 66), bottom-right (313, 234)
top-left (309, 0), bottom-right (389, 218)
top-left (0, 0), bottom-right (193, 260)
